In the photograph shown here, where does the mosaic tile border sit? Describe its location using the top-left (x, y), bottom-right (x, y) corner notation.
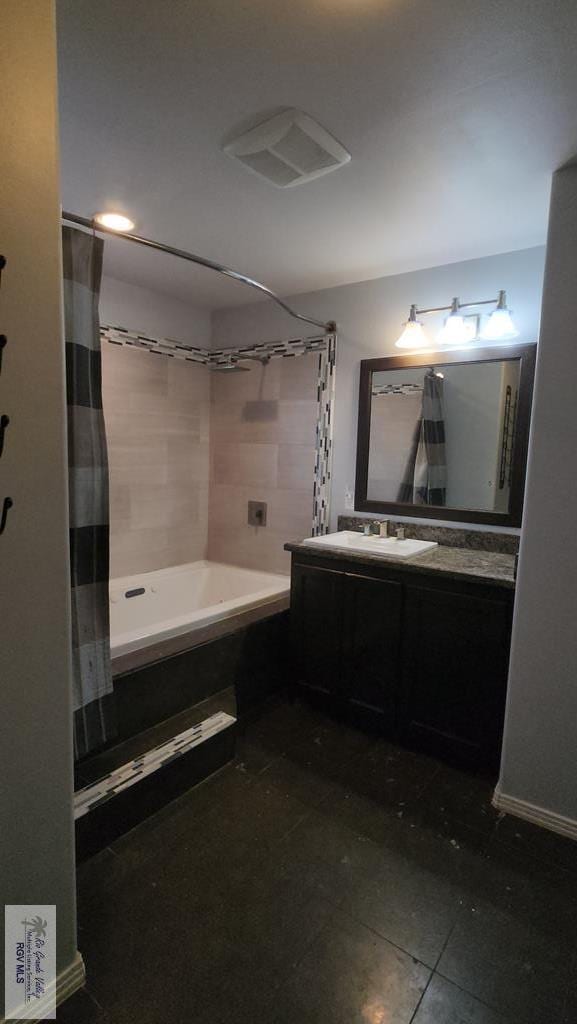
top-left (372, 382), bottom-right (423, 396)
top-left (101, 324), bottom-right (337, 537)
top-left (74, 711), bottom-right (236, 820)
top-left (313, 333), bottom-right (337, 535)
top-left (101, 324), bottom-right (330, 366)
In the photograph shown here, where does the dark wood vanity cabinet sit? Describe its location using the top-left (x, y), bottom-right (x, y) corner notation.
top-left (400, 584), bottom-right (512, 770)
top-left (290, 553), bottom-right (513, 773)
top-left (291, 563), bottom-right (402, 729)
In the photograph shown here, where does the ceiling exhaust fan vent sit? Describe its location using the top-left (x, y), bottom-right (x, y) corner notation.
top-left (223, 109), bottom-right (351, 188)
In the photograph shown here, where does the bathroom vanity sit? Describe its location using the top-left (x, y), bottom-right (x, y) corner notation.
top-left (286, 529), bottom-right (515, 775)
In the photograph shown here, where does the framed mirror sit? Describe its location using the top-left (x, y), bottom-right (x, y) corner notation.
top-left (355, 344), bottom-right (537, 527)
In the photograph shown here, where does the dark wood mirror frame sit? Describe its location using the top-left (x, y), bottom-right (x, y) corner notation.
top-left (355, 343), bottom-right (537, 528)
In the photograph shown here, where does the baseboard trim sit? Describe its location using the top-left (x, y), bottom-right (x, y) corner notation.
top-left (0, 951), bottom-right (85, 1023)
top-left (493, 789), bottom-right (577, 842)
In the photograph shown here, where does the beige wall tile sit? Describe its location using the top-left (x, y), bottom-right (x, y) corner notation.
top-left (278, 400), bottom-right (318, 445)
top-left (104, 339), bottom-right (319, 579)
top-left (211, 442), bottom-right (278, 487)
top-left (277, 444), bottom-right (316, 491)
top-left (279, 351), bottom-right (319, 401)
top-left (103, 342), bottom-right (210, 576)
top-left (208, 526), bottom-right (291, 575)
top-left (207, 354), bottom-right (318, 573)
top-left (210, 358), bottom-right (280, 404)
top-left (211, 399), bottom-right (281, 445)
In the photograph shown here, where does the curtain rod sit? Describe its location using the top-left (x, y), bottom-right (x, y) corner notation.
top-left (62, 212), bottom-right (334, 333)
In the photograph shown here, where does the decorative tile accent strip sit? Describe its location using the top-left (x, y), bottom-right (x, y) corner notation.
top-left (313, 333), bottom-right (337, 536)
top-left (101, 323), bottom-right (337, 537)
top-left (337, 515), bottom-right (520, 554)
top-left (101, 324), bottom-right (330, 366)
top-left (74, 711), bottom-right (236, 820)
top-left (372, 382), bottom-right (423, 396)
top-left (101, 324), bottom-right (211, 363)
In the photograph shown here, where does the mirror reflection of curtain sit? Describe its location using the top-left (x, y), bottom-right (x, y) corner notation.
top-left (397, 371), bottom-right (447, 505)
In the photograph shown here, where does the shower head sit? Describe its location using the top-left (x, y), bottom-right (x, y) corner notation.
top-left (211, 358), bottom-right (251, 373)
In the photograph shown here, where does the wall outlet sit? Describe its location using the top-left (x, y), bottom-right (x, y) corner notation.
top-left (344, 487), bottom-right (355, 511)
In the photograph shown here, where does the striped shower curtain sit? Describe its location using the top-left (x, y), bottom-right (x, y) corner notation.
top-left (397, 370), bottom-right (447, 505)
top-left (63, 227), bottom-right (115, 758)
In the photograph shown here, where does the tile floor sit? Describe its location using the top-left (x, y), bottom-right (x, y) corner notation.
top-left (63, 697), bottom-right (577, 1024)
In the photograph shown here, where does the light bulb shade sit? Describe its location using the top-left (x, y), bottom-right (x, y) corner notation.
top-left (394, 320), bottom-right (432, 350)
top-left (481, 307), bottom-right (519, 341)
top-left (438, 313), bottom-right (476, 347)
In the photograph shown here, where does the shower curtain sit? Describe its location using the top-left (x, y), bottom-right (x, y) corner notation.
top-left (397, 370), bottom-right (447, 505)
top-left (63, 226), bottom-right (115, 759)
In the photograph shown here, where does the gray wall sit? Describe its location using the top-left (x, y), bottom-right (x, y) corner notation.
top-left (499, 166), bottom-right (577, 823)
top-left (212, 246), bottom-right (546, 531)
top-left (0, 0), bottom-right (77, 989)
top-left (100, 275), bottom-right (211, 347)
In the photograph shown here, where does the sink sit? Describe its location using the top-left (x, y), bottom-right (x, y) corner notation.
top-left (303, 530), bottom-right (438, 560)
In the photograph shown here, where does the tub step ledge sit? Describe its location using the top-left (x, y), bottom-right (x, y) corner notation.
top-left (74, 710), bottom-right (236, 860)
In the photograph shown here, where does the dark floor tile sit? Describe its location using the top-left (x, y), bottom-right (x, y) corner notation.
top-left (241, 699), bottom-right (328, 756)
top-left (412, 974), bottom-right (507, 1023)
top-left (197, 773), bottom-right (310, 851)
top-left (57, 988), bottom-right (110, 1023)
top-left (340, 840), bottom-right (462, 968)
top-left (437, 892), bottom-right (577, 1024)
top-left (337, 741), bottom-right (441, 817)
top-left (493, 812), bottom-right (577, 875)
top-left (220, 878), bottom-right (335, 974)
top-left (80, 860), bottom-right (243, 1022)
top-left (271, 808), bottom-right (387, 907)
top-left (77, 767), bottom-right (256, 916)
top-left (74, 698), bottom-right (577, 1024)
top-left (464, 832), bottom-right (577, 914)
top-left (273, 910), bottom-right (430, 1024)
top-left (109, 763), bottom-right (253, 866)
top-left (234, 732), bottom-right (280, 776)
top-left (260, 751), bottom-right (347, 809)
top-left (287, 716), bottom-right (376, 771)
top-left (411, 762), bottom-right (500, 837)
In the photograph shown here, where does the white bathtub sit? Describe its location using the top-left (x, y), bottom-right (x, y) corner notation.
top-left (109, 560), bottom-right (290, 666)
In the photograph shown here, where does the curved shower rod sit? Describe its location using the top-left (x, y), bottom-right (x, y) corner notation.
top-left (62, 211), bottom-right (335, 333)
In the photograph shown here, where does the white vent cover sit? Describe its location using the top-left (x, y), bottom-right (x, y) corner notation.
top-left (223, 109), bottom-right (351, 188)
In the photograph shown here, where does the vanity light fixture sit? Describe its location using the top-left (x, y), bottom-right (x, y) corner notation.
top-left (94, 211), bottom-right (135, 232)
top-left (395, 290), bottom-right (519, 351)
top-left (394, 304), bottom-right (434, 350)
top-left (437, 298), bottom-right (476, 347)
top-left (481, 290), bottom-right (520, 341)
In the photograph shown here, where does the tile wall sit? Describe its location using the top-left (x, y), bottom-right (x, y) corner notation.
top-left (102, 341), bottom-right (210, 577)
top-left (208, 352), bottom-right (319, 573)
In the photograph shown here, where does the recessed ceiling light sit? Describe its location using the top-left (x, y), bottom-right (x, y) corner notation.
top-left (94, 212), bottom-right (135, 232)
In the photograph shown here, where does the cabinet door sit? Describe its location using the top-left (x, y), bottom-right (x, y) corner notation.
top-left (290, 563), bottom-right (345, 696)
top-left (344, 574), bottom-right (402, 727)
top-left (401, 585), bottom-right (512, 771)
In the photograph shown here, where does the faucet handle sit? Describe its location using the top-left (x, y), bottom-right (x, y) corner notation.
top-left (395, 525), bottom-right (406, 541)
top-left (378, 520), bottom-right (389, 538)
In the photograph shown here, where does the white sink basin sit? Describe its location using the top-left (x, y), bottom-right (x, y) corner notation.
top-left (303, 530), bottom-right (438, 560)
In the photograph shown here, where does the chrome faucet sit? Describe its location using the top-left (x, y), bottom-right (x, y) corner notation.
top-left (378, 520), bottom-right (389, 538)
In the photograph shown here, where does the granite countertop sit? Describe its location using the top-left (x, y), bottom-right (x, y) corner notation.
top-left (284, 540), bottom-right (516, 589)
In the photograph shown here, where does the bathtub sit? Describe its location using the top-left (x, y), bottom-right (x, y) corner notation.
top-left (109, 560), bottom-right (290, 672)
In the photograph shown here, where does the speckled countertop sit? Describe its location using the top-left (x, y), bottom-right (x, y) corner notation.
top-left (284, 540), bottom-right (516, 589)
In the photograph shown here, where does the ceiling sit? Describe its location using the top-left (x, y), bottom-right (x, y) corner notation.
top-left (56, 0), bottom-right (577, 310)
